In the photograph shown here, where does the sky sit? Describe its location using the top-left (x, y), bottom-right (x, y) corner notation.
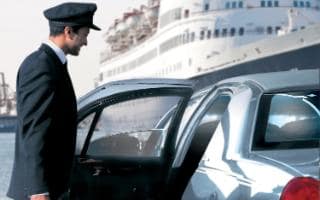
top-left (0, 0), bottom-right (146, 97)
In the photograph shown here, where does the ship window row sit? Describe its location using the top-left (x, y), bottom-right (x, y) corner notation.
top-left (159, 25), bottom-right (307, 52)
top-left (159, 27), bottom-right (245, 55)
top-left (160, 34), bottom-right (188, 54)
top-left (260, 0), bottom-right (311, 7)
top-left (154, 62), bottom-right (183, 77)
top-left (225, 1), bottom-right (244, 9)
top-left (293, 1), bottom-right (311, 7)
top-left (102, 23), bottom-right (303, 79)
top-left (260, 0), bottom-right (279, 7)
top-left (209, 26), bottom-right (281, 38)
top-left (160, 2), bottom-right (312, 30)
top-left (159, 27), bottom-right (244, 55)
top-left (222, 1), bottom-right (313, 9)
top-left (104, 48), bottom-right (157, 78)
top-left (200, 27), bottom-right (245, 39)
top-left (203, 26), bottom-right (306, 38)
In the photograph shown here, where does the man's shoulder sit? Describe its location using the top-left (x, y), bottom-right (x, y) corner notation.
top-left (17, 47), bottom-right (59, 86)
top-left (24, 45), bottom-right (54, 65)
top-left (19, 45), bottom-right (56, 74)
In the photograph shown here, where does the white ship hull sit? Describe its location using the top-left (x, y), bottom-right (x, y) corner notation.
top-left (97, 0), bottom-right (320, 86)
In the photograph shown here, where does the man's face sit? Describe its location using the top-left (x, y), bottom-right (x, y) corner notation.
top-left (66, 27), bottom-right (90, 56)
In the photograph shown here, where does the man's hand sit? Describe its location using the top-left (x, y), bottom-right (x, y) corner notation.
top-left (30, 194), bottom-right (50, 200)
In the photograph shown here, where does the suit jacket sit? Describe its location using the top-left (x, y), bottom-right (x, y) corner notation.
top-left (7, 44), bottom-right (77, 200)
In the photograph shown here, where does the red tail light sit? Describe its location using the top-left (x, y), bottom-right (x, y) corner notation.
top-left (280, 177), bottom-right (320, 200)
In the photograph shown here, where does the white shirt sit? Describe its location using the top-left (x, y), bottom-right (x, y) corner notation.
top-left (45, 40), bottom-right (67, 64)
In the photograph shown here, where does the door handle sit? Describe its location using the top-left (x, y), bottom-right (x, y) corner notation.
top-left (78, 157), bottom-right (102, 164)
top-left (93, 166), bottom-right (104, 176)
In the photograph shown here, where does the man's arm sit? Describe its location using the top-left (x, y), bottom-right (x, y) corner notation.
top-left (18, 60), bottom-right (56, 196)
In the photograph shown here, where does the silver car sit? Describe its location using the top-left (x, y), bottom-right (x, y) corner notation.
top-left (71, 69), bottom-right (319, 199)
top-left (180, 69), bottom-right (320, 200)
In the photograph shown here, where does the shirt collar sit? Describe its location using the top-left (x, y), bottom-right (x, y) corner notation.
top-left (45, 40), bottom-right (67, 64)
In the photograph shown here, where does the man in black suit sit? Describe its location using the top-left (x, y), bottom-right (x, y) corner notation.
top-left (7, 2), bottom-right (100, 200)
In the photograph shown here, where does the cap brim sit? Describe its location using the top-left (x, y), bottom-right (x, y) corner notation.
top-left (90, 24), bottom-right (101, 31)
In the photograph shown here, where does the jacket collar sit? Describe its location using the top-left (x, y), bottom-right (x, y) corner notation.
top-left (45, 40), bottom-right (67, 64)
top-left (39, 43), bottom-right (65, 66)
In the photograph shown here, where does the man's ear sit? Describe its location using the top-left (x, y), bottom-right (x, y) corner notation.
top-left (64, 26), bottom-right (74, 39)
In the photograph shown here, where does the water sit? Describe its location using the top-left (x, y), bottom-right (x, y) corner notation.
top-left (0, 133), bottom-right (14, 200)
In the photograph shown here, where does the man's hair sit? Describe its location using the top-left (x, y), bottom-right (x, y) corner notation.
top-left (49, 25), bottom-right (84, 36)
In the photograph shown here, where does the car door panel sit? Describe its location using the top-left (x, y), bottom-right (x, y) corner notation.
top-left (72, 156), bottom-right (164, 199)
top-left (71, 81), bottom-right (193, 199)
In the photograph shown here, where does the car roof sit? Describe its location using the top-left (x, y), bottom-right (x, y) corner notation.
top-left (216, 69), bottom-right (319, 91)
top-left (77, 78), bottom-right (194, 109)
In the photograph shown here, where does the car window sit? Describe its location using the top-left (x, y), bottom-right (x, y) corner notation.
top-left (198, 95), bottom-right (231, 130)
top-left (253, 90), bottom-right (320, 150)
top-left (76, 113), bottom-right (95, 154)
top-left (175, 91), bottom-right (208, 146)
top-left (86, 95), bottom-right (181, 157)
top-left (188, 94), bottom-right (231, 155)
top-left (173, 92), bottom-right (231, 167)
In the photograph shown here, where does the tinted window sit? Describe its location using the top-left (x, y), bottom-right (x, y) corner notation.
top-left (200, 30), bottom-right (205, 40)
top-left (222, 28), bottom-right (228, 37)
top-left (230, 28), bottom-right (236, 36)
top-left (306, 1), bottom-right (311, 7)
top-left (207, 30), bottom-right (212, 39)
top-left (184, 9), bottom-right (189, 18)
top-left (267, 26), bottom-right (273, 34)
top-left (176, 91), bottom-right (208, 146)
top-left (239, 1), bottom-right (243, 8)
top-left (253, 90), bottom-right (320, 150)
top-left (232, 1), bottom-right (237, 8)
top-left (214, 29), bottom-right (220, 38)
top-left (173, 93), bottom-right (231, 168)
top-left (86, 96), bottom-right (181, 157)
top-left (226, 2), bottom-right (230, 8)
top-left (239, 27), bottom-right (244, 36)
top-left (196, 95), bottom-right (231, 137)
top-left (76, 113), bottom-right (95, 154)
top-left (187, 94), bottom-right (231, 159)
top-left (204, 3), bottom-right (210, 11)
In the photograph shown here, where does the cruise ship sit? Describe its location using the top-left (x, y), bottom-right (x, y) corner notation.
top-left (96, 0), bottom-right (320, 87)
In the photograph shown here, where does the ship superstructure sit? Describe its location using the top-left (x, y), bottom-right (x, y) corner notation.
top-left (97, 0), bottom-right (320, 85)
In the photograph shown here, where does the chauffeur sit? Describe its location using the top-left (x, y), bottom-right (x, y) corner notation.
top-left (7, 2), bottom-right (100, 200)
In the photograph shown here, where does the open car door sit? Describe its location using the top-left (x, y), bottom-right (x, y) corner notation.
top-left (70, 79), bottom-right (193, 200)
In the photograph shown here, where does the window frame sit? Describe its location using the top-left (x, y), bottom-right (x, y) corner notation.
top-left (173, 88), bottom-right (233, 167)
top-left (77, 88), bottom-right (193, 159)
